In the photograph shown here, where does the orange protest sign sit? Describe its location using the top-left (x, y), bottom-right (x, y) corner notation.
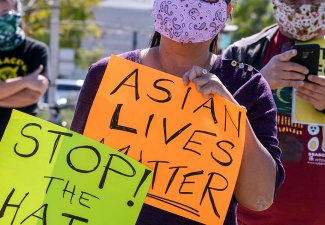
top-left (83, 55), bottom-right (246, 225)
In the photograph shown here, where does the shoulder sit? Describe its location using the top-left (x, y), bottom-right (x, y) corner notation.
top-left (24, 37), bottom-right (48, 52)
top-left (88, 49), bottom-right (141, 77)
top-left (217, 58), bottom-right (273, 109)
top-left (219, 58), bottom-right (266, 87)
top-left (223, 25), bottom-right (278, 60)
top-left (83, 49), bottom-right (142, 93)
top-left (231, 25), bottom-right (278, 48)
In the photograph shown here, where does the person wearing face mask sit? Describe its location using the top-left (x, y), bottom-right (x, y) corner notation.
top-left (223, 0), bottom-right (325, 224)
top-left (71, 0), bottom-right (284, 224)
top-left (0, 0), bottom-right (49, 139)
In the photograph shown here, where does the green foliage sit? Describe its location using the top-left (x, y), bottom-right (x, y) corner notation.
top-left (76, 47), bottom-right (103, 70)
top-left (230, 0), bottom-right (276, 41)
top-left (22, 0), bottom-right (102, 68)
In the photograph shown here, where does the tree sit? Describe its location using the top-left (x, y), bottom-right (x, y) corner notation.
top-left (230, 0), bottom-right (276, 42)
top-left (22, 0), bottom-right (103, 70)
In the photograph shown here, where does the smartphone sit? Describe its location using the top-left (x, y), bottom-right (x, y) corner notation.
top-left (290, 44), bottom-right (320, 78)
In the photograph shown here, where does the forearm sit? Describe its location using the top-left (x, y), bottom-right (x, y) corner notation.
top-left (234, 118), bottom-right (277, 211)
top-left (0, 89), bottom-right (42, 108)
top-left (0, 77), bottom-right (29, 100)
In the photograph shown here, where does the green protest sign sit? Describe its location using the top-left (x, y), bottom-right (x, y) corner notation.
top-left (0, 110), bottom-right (152, 225)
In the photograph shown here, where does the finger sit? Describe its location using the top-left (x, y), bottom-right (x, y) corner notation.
top-left (307, 75), bottom-right (325, 86)
top-left (277, 79), bottom-right (304, 89)
top-left (296, 91), bottom-right (324, 111)
top-left (183, 70), bottom-right (190, 86)
top-left (277, 61), bottom-right (309, 75)
top-left (192, 73), bottom-right (215, 88)
top-left (183, 66), bottom-right (207, 86)
top-left (199, 82), bottom-right (225, 99)
top-left (30, 65), bottom-right (44, 76)
top-left (297, 83), bottom-right (325, 95)
top-left (276, 49), bottom-right (297, 62)
top-left (274, 70), bottom-right (306, 80)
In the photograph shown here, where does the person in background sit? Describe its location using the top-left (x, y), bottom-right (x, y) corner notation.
top-left (224, 0), bottom-right (325, 224)
top-left (0, 0), bottom-right (49, 139)
top-left (71, 0), bottom-right (284, 224)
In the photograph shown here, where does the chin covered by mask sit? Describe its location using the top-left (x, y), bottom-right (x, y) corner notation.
top-left (0, 11), bottom-right (25, 51)
top-left (152, 0), bottom-right (228, 43)
top-left (273, 0), bottom-right (325, 41)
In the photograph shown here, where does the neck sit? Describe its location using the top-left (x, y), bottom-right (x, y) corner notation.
top-left (153, 36), bottom-right (214, 77)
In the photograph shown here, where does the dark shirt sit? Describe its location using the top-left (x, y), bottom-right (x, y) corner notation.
top-left (0, 37), bottom-right (49, 139)
top-left (71, 49), bottom-right (284, 225)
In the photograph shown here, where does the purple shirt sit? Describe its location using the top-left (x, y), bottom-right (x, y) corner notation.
top-left (71, 50), bottom-right (284, 225)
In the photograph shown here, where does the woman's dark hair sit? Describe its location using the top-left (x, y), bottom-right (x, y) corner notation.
top-left (149, 32), bottom-right (219, 54)
top-left (148, 0), bottom-right (231, 54)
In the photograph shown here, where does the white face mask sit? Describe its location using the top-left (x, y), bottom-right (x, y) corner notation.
top-left (273, 0), bottom-right (325, 41)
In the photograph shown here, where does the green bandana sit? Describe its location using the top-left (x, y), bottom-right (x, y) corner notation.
top-left (0, 11), bottom-right (25, 51)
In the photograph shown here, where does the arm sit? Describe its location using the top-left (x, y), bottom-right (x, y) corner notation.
top-left (0, 89), bottom-right (43, 107)
top-left (183, 66), bottom-right (281, 211)
top-left (234, 119), bottom-right (277, 211)
top-left (0, 66), bottom-right (48, 101)
top-left (0, 77), bottom-right (29, 100)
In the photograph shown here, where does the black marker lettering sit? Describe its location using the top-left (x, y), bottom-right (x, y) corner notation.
top-left (67, 146), bottom-right (101, 173)
top-left (110, 104), bottom-right (137, 134)
top-left (148, 160), bottom-right (169, 189)
top-left (165, 166), bottom-right (187, 194)
top-left (179, 171), bottom-right (204, 194)
top-left (63, 180), bottom-right (76, 204)
top-left (44, 176), bottom-right (64, 194)
top-left (0, 188), bottom-right (29, 225)
top-left (193, 98), bottom-right (217, 124)
top-left (147, 79), bottom-right (174, 103)
top-left (47, 130), bottom-right (73, 164)
top-left (99, 154), bottom-right (136, 189)
top-left (183, 130), bottom-right (217, 155)
top-left (181, 87), bottom-right (192, 110)
top-left (200, 172), bottom-right (228, 218)
top-left (110, 68), bottom-right (140, 101)
top-left (20, 204), bottom-right (48, 225)
top-left (163, 118), bottom-right (192, 145)
top-left (211, 140), bottom-right (234, 167)
top-left (79, 192), bottom-right (99, 209)
top-left (62, 213), bottom-right (88, 224)
top-left (224, 106), bottom-right (242, 137)
top-left (14, 123), bottom-right (41, 158)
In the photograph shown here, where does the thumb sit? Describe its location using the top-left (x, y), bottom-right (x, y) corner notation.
top-left (31, 65), bottom-right (44, 75)
top-left (277, 49), bottom-right (297, 62)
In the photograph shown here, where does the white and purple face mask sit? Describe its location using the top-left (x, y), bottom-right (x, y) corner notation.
top-left (152, 0), bottom-right (228, 43)
top-left (273, 0), bottom-right (325, 41)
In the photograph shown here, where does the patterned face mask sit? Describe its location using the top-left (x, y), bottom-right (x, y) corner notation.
top-left (0, 10), bottom-right (25, 51)
top-left (152, 0), bottom-right (228, 43)
top-left (273, 0), bottom-right (325, 41)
